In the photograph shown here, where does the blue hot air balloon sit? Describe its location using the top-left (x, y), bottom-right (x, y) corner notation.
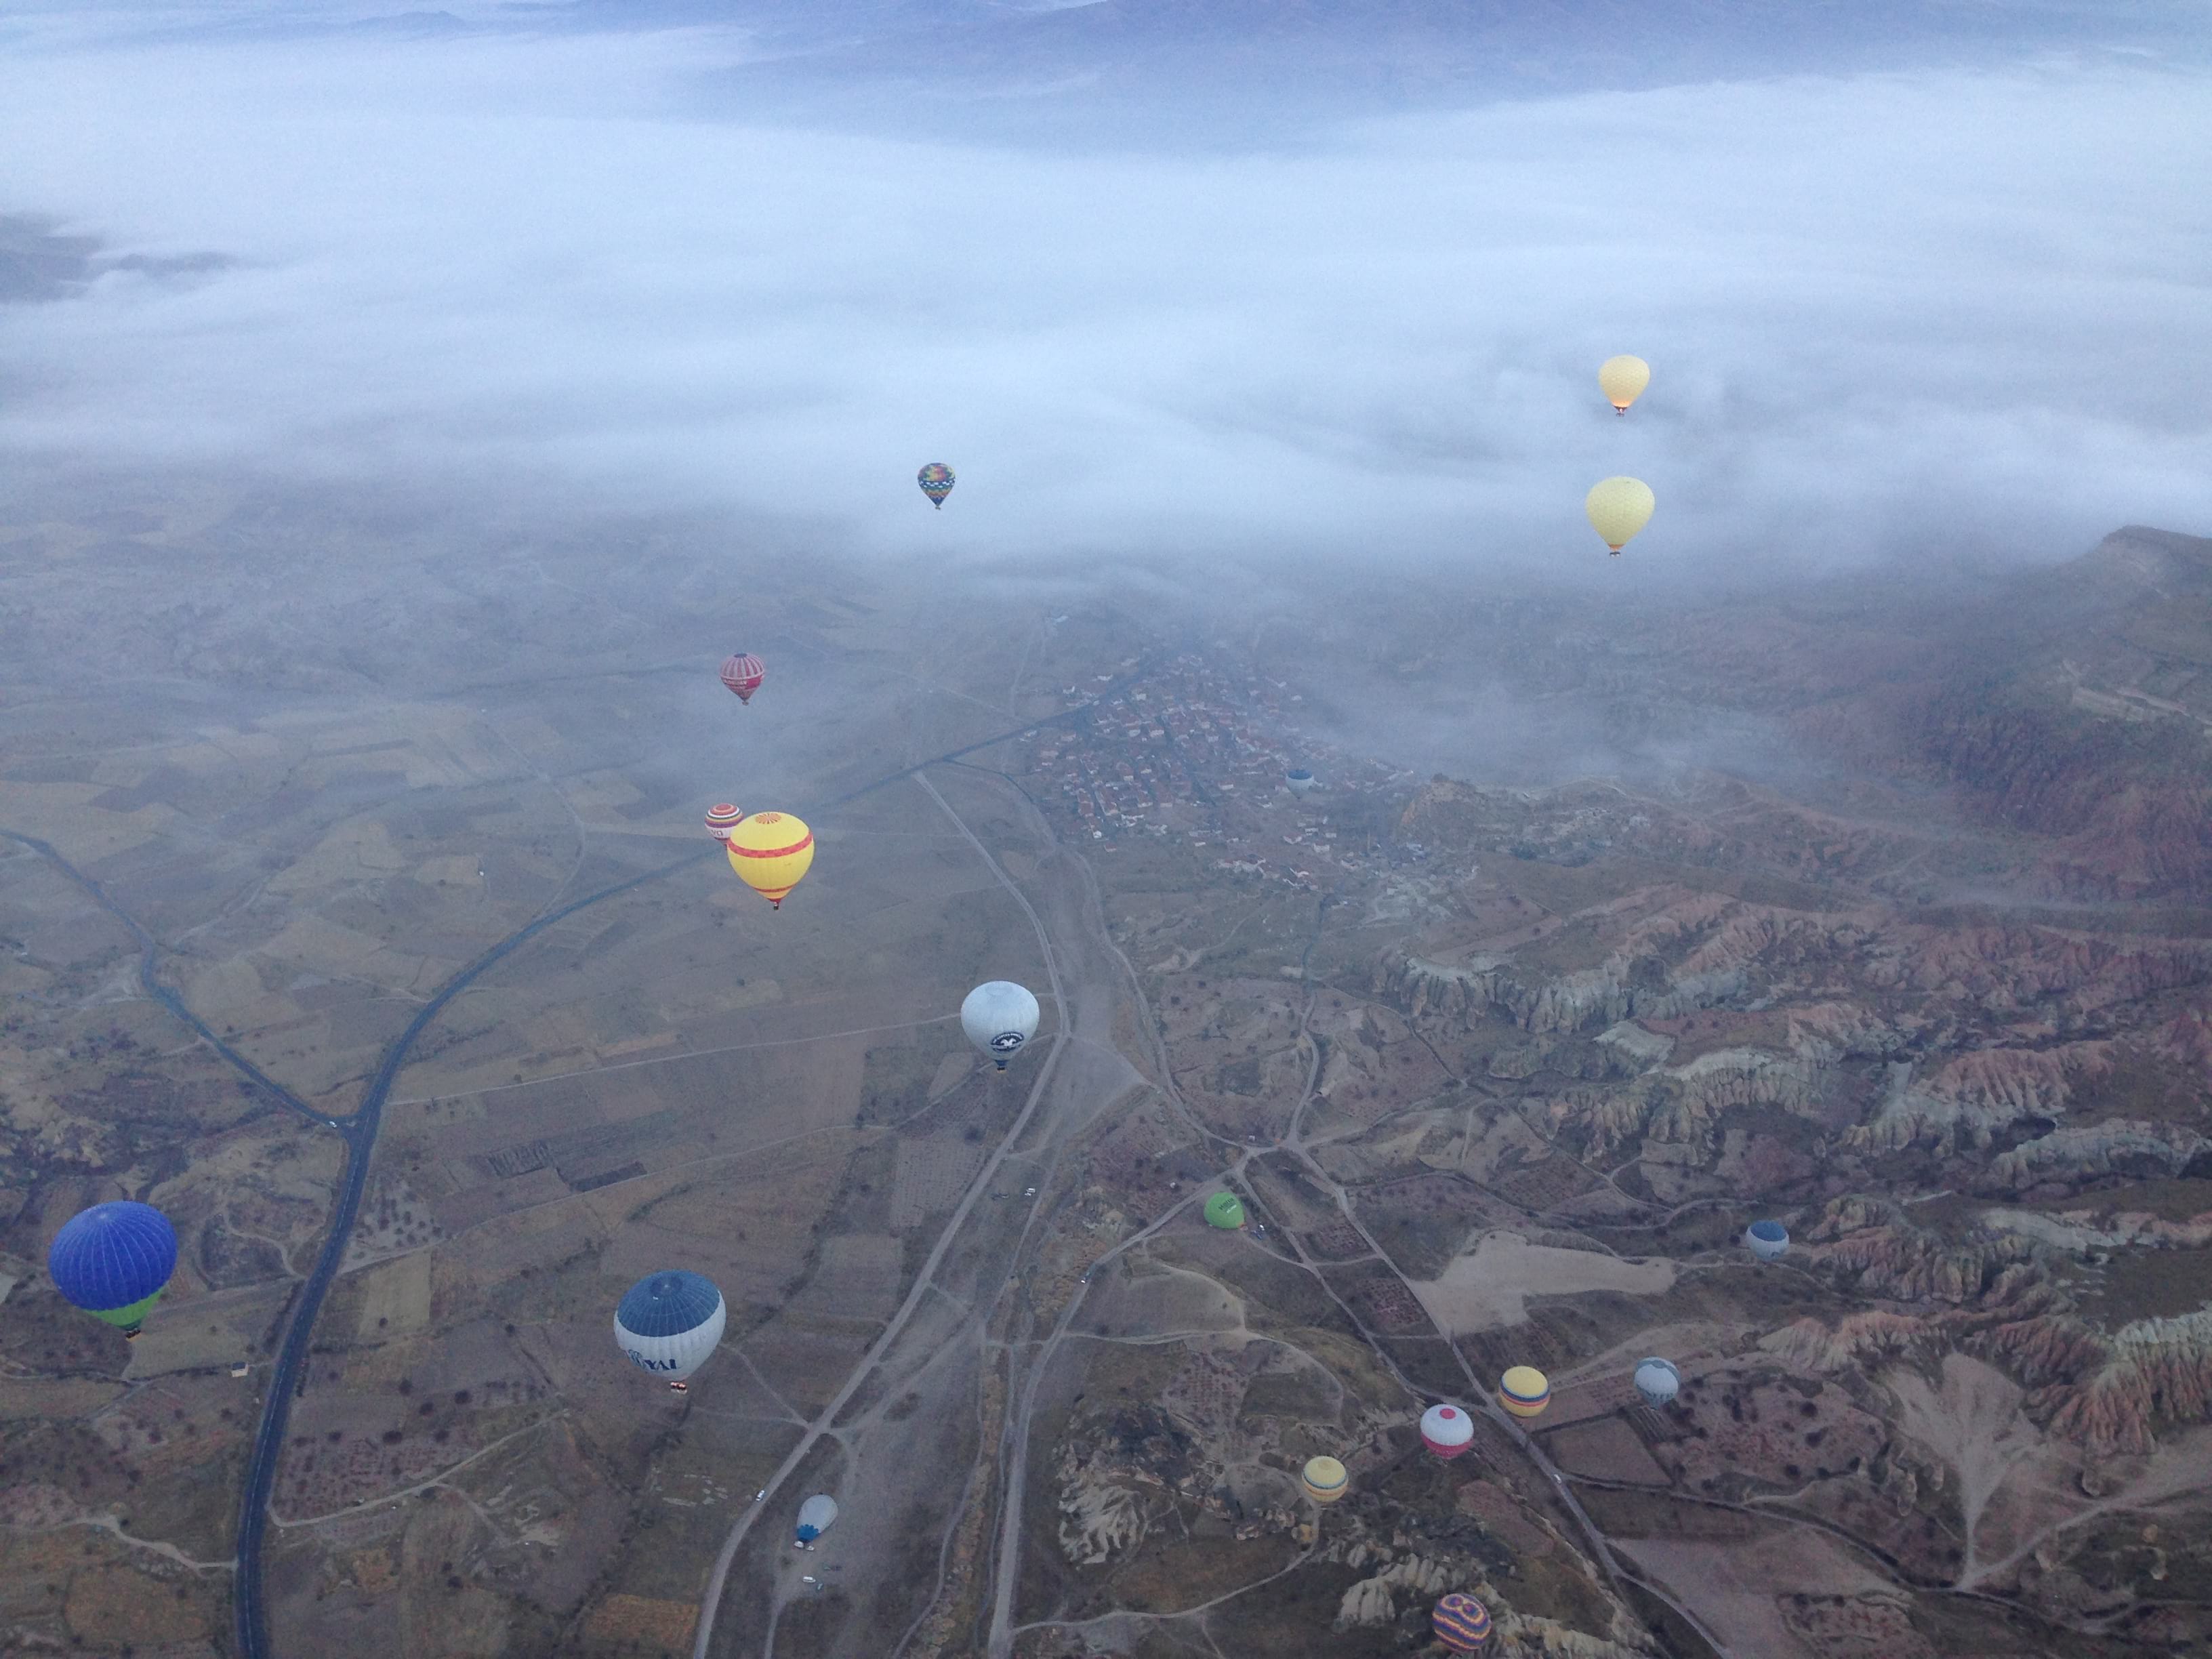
top-left (1744, 1220), bottom-right (1790, 1263)
top-left (614, 1271), bottom-right (727, 1393)
top-left (796, 1494), bottom-right (838, 1545)
top-left (47, 1201), bottom-right (179, 1338)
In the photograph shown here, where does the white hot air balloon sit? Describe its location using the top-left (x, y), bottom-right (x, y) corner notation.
top-left (613, 1270), bottom-right (727, 1393)
top-left (796, 1494), bottom-right (838, 1547)
top-left (1745, 1220), bottom-right (1790, 1263)
top-left (1633, 1357), bottom-right (1681, 1408)
top-left (962, 981), bottom-right (1041, 1070)
top-left (1420, 1401), bottom-right (1475, 1460)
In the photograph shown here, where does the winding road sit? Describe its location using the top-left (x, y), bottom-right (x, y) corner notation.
top-left (1, 659), bottom-right (1153, 1659)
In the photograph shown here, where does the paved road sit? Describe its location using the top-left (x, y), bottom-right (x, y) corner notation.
top-left (11, 652), bottom-right (1734, 1658)
top-left (4, 661), bottom-right (1153, 1659)
top-left (0, 830), bottom-right (345, 1135)
top-left (687, 769), bottom-right (1082, 1659)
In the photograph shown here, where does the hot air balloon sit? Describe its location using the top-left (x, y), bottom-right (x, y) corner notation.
top-left (1633, 1357), bottom-right (1681, 1408)
top-left (1286, 768), bottom-right (1317, 794)
top-left (961, 981), bottom-right (1040, 1070)
top-left (1203, 1191), bottom-right (1246, 1229)
top-left (1420, 1402), bottom-right (1475, 1460)
top-left (1598, 354), bottom-right (1650, 415)
top-left (720, 653), bottom-right (765, 704)
top-left (795, 1494), bottom-right (838, 1546)
top-left (1745, 1220), bottom-right (1790, 1263)
top-left (705, 803), bottom-right (743, 840)
top-left (1300, 1456), bottom-right (1348, 1504)
top-left (725, 811), bottom-right (813, 909)
top-left (917, 464), bottom-right (955, 508)
top-left (613, 1270), bottom-right (726, 1393)
top-left (1586, 476), bottom-right (1655, 554)
top-left (1498, 1366), bottom-right (1551, 1420)
top-left (1432, 1593), bottom-right (1493, 1651)
top-left (47, 1201), bottom-right (178, 1339)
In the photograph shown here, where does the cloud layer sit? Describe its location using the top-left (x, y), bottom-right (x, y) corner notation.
top-left (3, 11), bottom-right (2209, 588)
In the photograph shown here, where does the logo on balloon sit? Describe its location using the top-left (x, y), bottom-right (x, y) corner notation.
top-left (990, 1032), bottom-right (1025, 1053)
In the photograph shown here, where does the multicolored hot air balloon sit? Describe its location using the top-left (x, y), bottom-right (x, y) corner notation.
top-left (1300, 1456), bottom-right (1348, 1504)
top-left (705, 803), bottom-right (743, 840)
top-left (1498, 1366), bottom-right (1551, 1420)
top-left (614, 1270), bottom-right (726, 1393)
top-left (961, 981), bottom-right (1040, 1070)
top-left (725, 811), bottom-right (814, 909)
top-left (1633, 1357), bottom-right (1681, 1408)
top-left (796, 1494), bottom-right (838, 1546)
top-left (1420, 1402), bottom-right (1475, 1460)
top-left (917, 464), bottom-right (955, 508)
top-left (1599, 354), bottom-right (1650, 415)
top-left (47, 1201), bottom-right (178, 1339)
top-left (1586, 476), bottom-right (1655, 554)
top-left (720, 653), bottom-right (765, 704)
top-left (1203, 1191), bottom-right (1246, 1229)
top-left (1286, 768), bottom-right (1317, 794)
top-left (1745, 1220), bottom-right (1790, 1263)
top-left (1433, 1592), bottom-right (1493, 1651)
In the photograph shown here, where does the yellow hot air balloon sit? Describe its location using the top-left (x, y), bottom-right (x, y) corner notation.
top-left (1498, 1365), bottom-right (1551, 1420)
top-left (725, 811), bottom-right (815, 909)
top-left (1585, 476), bottom-right (1654, 554)
top-left (1598, 354), bottom-right (1650, 415)
top-left (1300, 1455), bottom-right (1349, 1504)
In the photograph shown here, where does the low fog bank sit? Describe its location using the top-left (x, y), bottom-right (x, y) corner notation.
top-left (1, 14), bottom-right (2207, 593)
top-left (687, 0), bottom-right (2212, 150)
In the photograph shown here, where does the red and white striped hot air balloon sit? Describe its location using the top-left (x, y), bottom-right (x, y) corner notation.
top-left (1420, 1401), bottom-right (1475, 1460)
top-left (719, 653), bottom-right (764, 704)
top-left (705, 804), bottom-right (743, 840)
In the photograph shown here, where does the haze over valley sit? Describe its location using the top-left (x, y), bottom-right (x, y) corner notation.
top-left (4, 7), bottom-right (2212, 1659)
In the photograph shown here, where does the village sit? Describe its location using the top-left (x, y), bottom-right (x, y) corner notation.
top-left (1023, 654), bottom-right (1432, 891)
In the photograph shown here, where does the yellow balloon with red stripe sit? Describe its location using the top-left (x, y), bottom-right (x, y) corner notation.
top-left (1498, 1365), bottom-right (1551, 1420)
top-left (726, 811), bottom-right (815, 909)
top-left (1300, 1456), bottom-right (1349, 1504)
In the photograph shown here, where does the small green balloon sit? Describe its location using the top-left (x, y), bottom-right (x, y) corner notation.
top-left (1204, 1191), bottom-right (1246, 1229)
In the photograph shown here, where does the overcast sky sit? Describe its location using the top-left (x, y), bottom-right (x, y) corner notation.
top-left (2, 3), bottom-right (2208, 587)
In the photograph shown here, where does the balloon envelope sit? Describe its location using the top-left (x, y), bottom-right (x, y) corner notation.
top-left (796, 1494), bottom-right (838, 1543)
top-left (1633, 1357), bottom-right (1681, 1408)
top-left (1300, 1456), bottom-right (1348, 1504)
top-left (1598, 354), bottom-right (1650, 413)
top-left (1286, 768), bottom-right (1317, 793)
top-left (720, 653), bottom-right (764, 703)
top-left (961, 981), bottom-right (1041, 1069)
top-left (917, 463), bottom-right (955, 507)
top-left (47, 1202), bottom-right (178, 1332)
top-left (1746, 1220), bottom-right (1790, 1262)
top-left (1203, 1191), bottom-right (1246, 1229)
top-left (705, 804), bottom-right (743, 840)
top-left (614, 1271), bottom-right (727, 1383)
top-left (1433, 1592), bottom-right (1493, 1651)
top-left (1420, 1402), bottom-right (1475, 1459)
top-left (726, 812), bottom-right (814, 907)
top-left (1498, 1366), bottom-right (1551, 1419)
top-left (1585, 476), bottom-right (1656, 552)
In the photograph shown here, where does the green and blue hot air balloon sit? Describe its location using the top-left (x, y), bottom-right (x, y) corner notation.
top-left (48, 1201), bottom-right (178, 1339)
